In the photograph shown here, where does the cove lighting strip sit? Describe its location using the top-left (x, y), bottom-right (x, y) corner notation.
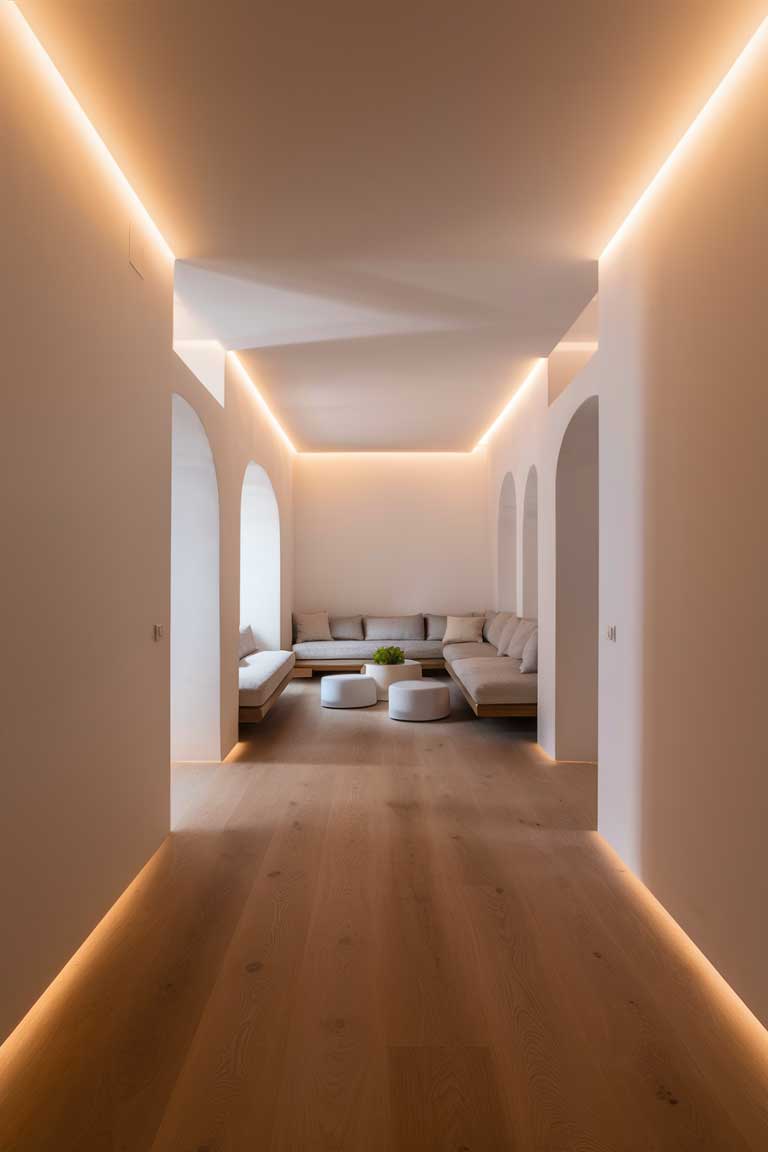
top-left (473, 359), bottom-right (546, 451)
top-left (601, 14), bottom-right (768, 260)
top-left (9, 3), bottom-right (297, 453)
top-left (7, 3), bottom-right (175, 264)
top-left (229, 353), bottom-right (297, 453)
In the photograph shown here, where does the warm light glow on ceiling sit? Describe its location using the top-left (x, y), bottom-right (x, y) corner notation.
top-left (10, 4), bottom-right (299, 451)
top-left (229, 352), bottom-right (297, 453)
top-left (601, 14), bottom-right (768, 261)
top-left (7, 3), bottom-right (175, 264)
top-left (556, 341), bottom-right (599, 352)
top-left (473, 359), bottom-right (546, 450)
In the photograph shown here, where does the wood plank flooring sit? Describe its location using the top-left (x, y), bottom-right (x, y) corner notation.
top-left (1, 675), bottom-right (767, 1150)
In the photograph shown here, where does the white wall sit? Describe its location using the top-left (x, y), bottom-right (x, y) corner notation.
top-left (485, 359), bottom-right (600, 757)
top-left (486, 29), bottom-right (768, 1027)
top-left (597, 31), bottom-right (768, 1025)
top-left (555, 396), bottom-right (599, 762)
top-left (171, 395), bottom-right (221, 761)
top-left (294, 453), bottom-right (491, 615)
top-left (240, 462), bottom-right (281, 651)
top-left (0, 9), bottom-right (293, 1046)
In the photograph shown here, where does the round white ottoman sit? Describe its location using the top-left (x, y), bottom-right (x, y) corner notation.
top-left (321, 674), bottom-right (377, 709)
top-left (362, 659), bottom-right (422, 701)
top-left (389, 680), bottom-right (451, 722)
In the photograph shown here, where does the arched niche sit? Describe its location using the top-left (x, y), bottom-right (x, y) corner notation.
top-left (555, 395), bottom-right (599, 761)
top-left (170, 394), bottom-right (221, 761)
top-left (522, 466), bottom-right (539, 619)
top-left (240, 462), bottom-right (281, 651)
top-left (497, 472), bottom-right (518, 612)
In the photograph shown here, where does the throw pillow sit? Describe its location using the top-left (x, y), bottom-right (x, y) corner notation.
top-left (330, 614), bottom-right (364, 640)
top-left (520, 628), bottom-right (538, 673)
top-left (365, 615), bottom-right (425, 641)
top-left (505, 618), bottom-right (537, 660)
top-left (487, 611), bottom-right (515, 648)
top-left (238, 624), bottom-right (258, 660)
top-left (496, 616), bottom-right (520, 655)
top-left (443, 615), bottom-right (484, 644)
top-left (425, 613), bottom-right (447, 641)
top-left (293, 610), bottom-right (332, 644)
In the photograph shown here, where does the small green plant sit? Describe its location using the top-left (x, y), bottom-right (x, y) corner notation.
top-left (372, 645), bottom-right (406, 665)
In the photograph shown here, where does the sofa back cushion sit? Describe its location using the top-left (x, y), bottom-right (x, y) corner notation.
top-left (238, 624), bottom-right (259, 660)
top-left (365, 614), bottom-right (425, 641)
top-left (505, 617), bottom-right (537, 660)
top-left (520, 627), bottom-right (538, 673)
top-left (293, 610), bottom-right (333, 644)
top-left (496, 616), bottom-right (520, 655)
top-left (425, 613), bottom-right (447, 640)
top-left (486, 611), bottom-right (515, 647)
top-left (443, 615), bottom-right (485, 644)
top-left (329, 614), bottom-right (364, 640)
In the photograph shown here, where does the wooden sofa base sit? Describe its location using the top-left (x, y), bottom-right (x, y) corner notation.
top-left (238, 667), bottom-right (295, 724)
top-left (446, 662), bottom-right (537, 719)
top-left (294, 658), bottom-right (446, 675)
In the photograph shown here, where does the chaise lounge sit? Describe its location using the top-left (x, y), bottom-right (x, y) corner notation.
top-left (238, 626), bottom-right (296, 723)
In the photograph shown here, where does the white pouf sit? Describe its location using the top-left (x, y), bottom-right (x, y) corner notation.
top-left (389, 680), bottom-right (451, 722)
top-left (362, 659), bottom-right (422, 701)
top-left (321, 674), bottom-right (377, 709)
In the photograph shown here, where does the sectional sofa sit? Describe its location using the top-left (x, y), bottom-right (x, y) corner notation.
top-left (291, 611), bottom-right (538, 718)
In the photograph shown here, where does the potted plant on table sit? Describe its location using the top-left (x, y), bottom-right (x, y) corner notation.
top-left (372, 645), bottom-right (406, 665)
top-left (364, 646), bottom-right (420, 699)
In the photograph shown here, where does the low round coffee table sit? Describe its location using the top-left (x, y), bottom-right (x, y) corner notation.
top-left (362, 659), bottom-right (422, 701)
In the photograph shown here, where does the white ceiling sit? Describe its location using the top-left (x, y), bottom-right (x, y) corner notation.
top-left (20, 0), bottom-right (768, 449)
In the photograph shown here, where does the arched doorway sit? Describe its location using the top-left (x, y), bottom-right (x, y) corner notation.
top-left (497, 472), bottom-right (518, 612)
top-left (556, 396), bottom-right (599, 761)
top-left (240, 462), bottom-right (281, 650)
top-left (170, 395), bottom-right (220, 761)
top-left (522, 466), bottom-right (538, 619)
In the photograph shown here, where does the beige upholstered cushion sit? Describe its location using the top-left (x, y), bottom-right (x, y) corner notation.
top-left (425, 613), bottom-right (447, 640)
top-left (443, 615), bottom-right (484, 644)
top-left (450, 657), bottom-right (537, 705)
top-left (365, 615), bottom-right (424, 641)
top-left (496, 616), bottom-right (521, 655)
top-left (443, 641), bottom-right (498, 661)
top-left (238, 650), bottom-right (295, 707)
top-left (238, 624), bottom-right (258, 660)
top-left (520, 628), bottom-right (538, 673)
top-left (486, 611), bottom-right (515, 647)
top-left (293, 611), bottom-right (332, 644)
top-left (505, 618), bottom-right (537, 659)
top-left (330, 614), bottom-right (364, 640)
top-left (292, 639), bottom-right (442, 660)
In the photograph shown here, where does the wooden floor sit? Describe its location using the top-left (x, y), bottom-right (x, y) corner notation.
top-left (2, 676), bottom-right (767, 1151)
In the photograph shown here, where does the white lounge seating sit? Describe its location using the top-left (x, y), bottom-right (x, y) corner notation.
top-left (238, 649), bottom-right (295, 723)
top-left (389, 680), bottom-right (450, 722)
top-left (320, 674), bottom-right (377, 709)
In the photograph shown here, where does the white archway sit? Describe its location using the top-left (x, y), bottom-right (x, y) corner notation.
top-left (522, 466), bottom-right (538, 619)
top-left (556, 396), bottom-right (599, 761)
top-left (497, 472), bottom-right (518, 612)
top-left (240, 462), bottom-right (281, 651)
top-left (171, 395), bottom-right (220, 761)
